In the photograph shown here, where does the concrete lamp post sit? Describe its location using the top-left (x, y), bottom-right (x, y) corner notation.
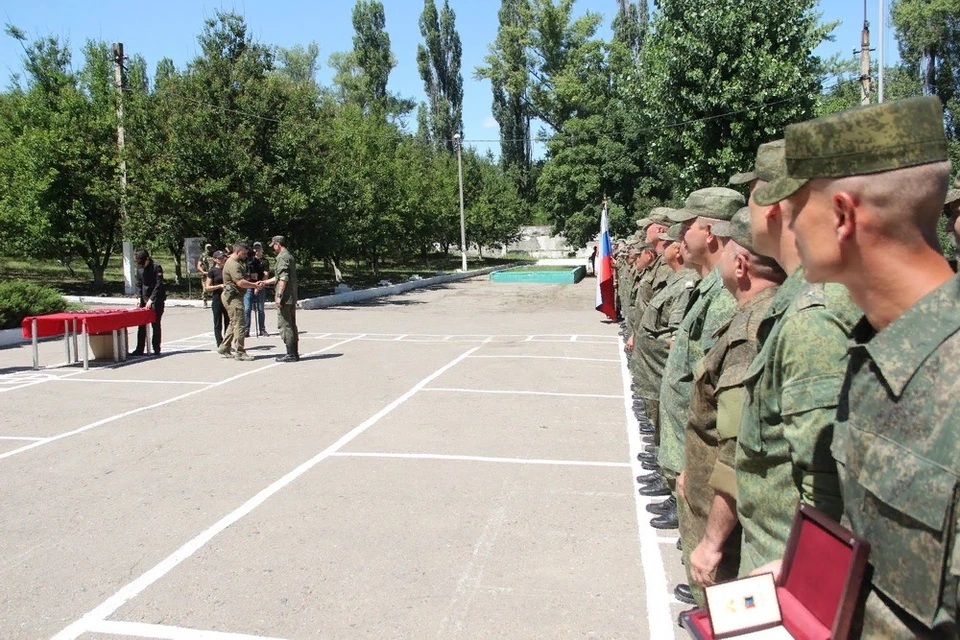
top-left (454, 133), bottom-right (467, 272)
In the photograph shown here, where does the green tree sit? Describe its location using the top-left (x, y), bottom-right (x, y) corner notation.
top-left (639, 0), bottom-right (834, 198)
top-left (475, 0), bottom-right (534, 201)
top-left (0, 30), bottom-right (125, 288)
top-left (417, 0), bottom-right (464, 151)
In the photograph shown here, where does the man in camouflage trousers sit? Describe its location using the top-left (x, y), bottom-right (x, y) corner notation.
top-left (219, 242), bottom-right (262, 362)
top-left (261, 235), bottom-right (299, 363)
top-left (733, 140), bottom-right (861, 576)
top-left (758, 96), bottom-right (958, 637)
top-left (654, 188), bottom-right (742, 605)
top-left (679, 208), bottom-right (786, 606)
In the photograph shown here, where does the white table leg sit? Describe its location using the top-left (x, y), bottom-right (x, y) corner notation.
top-left (82, 322), bottom-right (89, 371)
top-left (72, 319), bottom-right (79, 363)
top-left (121, 330), bottom-right (127, 361)
top-left (145, 323), bottom-right (152, 355)
top-left (64, 320), bottom-right (70, 364)
top-left (113, 330), bottom-right (120, 363)
top-left (32, 319), bottom-right (39, 370)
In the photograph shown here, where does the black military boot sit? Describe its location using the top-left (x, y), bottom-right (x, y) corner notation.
top-left (674, 584), bottom-right (696, 605)
top-left (638, 478), bottom-right (671, 497)
top-left (650, 504), bottom-right (679, 528)
top-left (645, 495), bottom-right (676, 514)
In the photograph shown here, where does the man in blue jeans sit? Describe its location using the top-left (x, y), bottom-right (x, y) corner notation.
top-left (243, 241), bottom-right (270, 337)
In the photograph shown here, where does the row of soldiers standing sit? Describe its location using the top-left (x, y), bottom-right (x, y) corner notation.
top-left (615, 96), bottom-right (958, 638)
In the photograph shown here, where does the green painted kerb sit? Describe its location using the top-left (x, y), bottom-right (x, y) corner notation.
top-left (489, 265), bottom-right (586, 284)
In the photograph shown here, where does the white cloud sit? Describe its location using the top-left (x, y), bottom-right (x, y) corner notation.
top-left (482, 116), bottom-right (498, 129)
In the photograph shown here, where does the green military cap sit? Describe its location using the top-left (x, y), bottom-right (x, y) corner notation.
top-left (754, 96), bottom-right (949, 206)
top-left (668, 187), bottom-right (745, 223)
top-left (730, 139), bottom-right (787, 185)
top-left (945, 176), bottom-right (960, 207)
top-left (627, 243), bottom-right (644, 256)
top-left (712, 207), bottom-right (758, 253)
top-left (648, 207), bottom-right (676, 225)
top-left (657, 224), bottom-right (683, 243)
top-left (636, 217), bottom-right (653, 229)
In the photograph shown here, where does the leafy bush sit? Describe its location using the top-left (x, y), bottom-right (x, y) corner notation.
top-left (0, 281), bottom-right (69, 330)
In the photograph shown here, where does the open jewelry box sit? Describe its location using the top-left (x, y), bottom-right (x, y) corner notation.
top-left (681, 503), bottom-right (870, 639)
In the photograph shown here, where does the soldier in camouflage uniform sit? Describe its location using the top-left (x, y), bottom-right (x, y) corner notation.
top-left (734, 140), bottom-right (862, 577)
top-left (261, 235), bottom-right (299, 362)
top-left (652, 189), bottom-right (742, 605)
top-left (633, 224), bottom-right (700, 447)
top-left (679, 208), bottom-right (786, 606)
top-left (655, 188), bottom-right (742, 495)
top-left (758, 96), bottom-right (958, 638)
top-left (197, 243), bottom-right (213, 308)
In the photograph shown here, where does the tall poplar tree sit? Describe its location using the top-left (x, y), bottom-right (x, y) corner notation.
top-left (416, 0), bottom-right (463, 151)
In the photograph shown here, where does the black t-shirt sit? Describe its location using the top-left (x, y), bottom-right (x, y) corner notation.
top-left (208, 266), bottom-right (223, 287)
top-left (245, 256), bottom-right (268, 282)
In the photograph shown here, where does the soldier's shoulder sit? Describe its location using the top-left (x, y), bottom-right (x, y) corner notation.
top-left (794, 282), bottom-right (860, 326)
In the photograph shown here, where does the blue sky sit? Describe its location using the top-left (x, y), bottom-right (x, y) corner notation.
top-left (1, 0), bottom-right (898, 156)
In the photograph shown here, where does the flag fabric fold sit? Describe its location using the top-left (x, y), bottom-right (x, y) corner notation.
top-left (595, 203), bottom-right (617, 321)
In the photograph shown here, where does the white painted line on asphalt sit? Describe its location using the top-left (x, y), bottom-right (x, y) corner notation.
top-left (424, 387), bottom-right (623, 399)
top-left (658, 536), bottom-right (680, 545)
top-left (331, 452), bottom-right (631, 468)
top-left (468, 355), bottom-right (620, 363)
top-left (51, 345), bottom-right (481, 640)
top-left (0, 331), bottom-right (214, 393)
top-left (393, 334), bottom-right (408, 341)
top-left (55, 378), bottom-right (210, 385)
top-left (0, 436), bottom-right (45, 441)
top-left (617, 334), bottom-right (675, 640)
top-left (570, 335), bottom-right (578, 342)
top-left (86, 619), bottom-right (287, 640)
top-left (0, 336), bottom-right (363, 462)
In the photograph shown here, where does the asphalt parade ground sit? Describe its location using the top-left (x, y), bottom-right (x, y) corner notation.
top-left (0, 277), bottom-right (688, 639)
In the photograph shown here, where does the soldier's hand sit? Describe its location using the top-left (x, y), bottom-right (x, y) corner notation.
top-left (677, 471), bottom-right (686, 501)
top-left (625, 334), bottom-right (634, 351)
top-left (690, 541), bottom-right (723, 588)
top-left (749, 559), bottom-right (783, 582)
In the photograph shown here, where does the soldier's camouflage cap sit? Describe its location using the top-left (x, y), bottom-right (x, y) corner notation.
top-left (945, 176), bottom-right (960, 207)
top-left (668, 187), bottom-right (745, 223)
top-left (754, 96), bottom-right (949, 206)
top-left (729, 139), bottom-right (786, 186)
top-left (647, 207), bottom-right (676, 225)
top-left (712, 207), bottom-right (758, 253)
top-left (657, 224), bottom-right (683, 243)
top-left (636, 217), bottom-right (653, 231)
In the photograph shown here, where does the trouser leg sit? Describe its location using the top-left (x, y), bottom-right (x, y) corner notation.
top-left (243, 289), bottom-right (253, 334)
top-left (278, 303), bottom-right (298, 357)
top-left (135, 324), bottom-right (146, 352)
top-left (152, 304), bottom-right (163, 353)
top-left (229, 300), bottom-right (246, 354)
top-left (212, 294), bottom-right (224, 347)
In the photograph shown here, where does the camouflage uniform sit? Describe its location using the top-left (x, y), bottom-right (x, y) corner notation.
top-left (681, 286), bottom-right (779, 605)
top-left (633, 225), bottom-right (700, 430)
top-left (755, 96), bottom-right (958, 637)
top-left (657, 188), bottom-right (744, 479)
top-left (272, 237), bottom-right (299, 360)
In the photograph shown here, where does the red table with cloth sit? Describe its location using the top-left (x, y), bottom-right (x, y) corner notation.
top-left (21, 308), bottom-right (157, 369)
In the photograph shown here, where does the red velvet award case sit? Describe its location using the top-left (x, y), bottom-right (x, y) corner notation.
top-left (681, 503), bottom-right (870, 640)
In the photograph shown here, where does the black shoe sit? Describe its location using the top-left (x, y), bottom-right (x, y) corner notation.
top-left (637, 451), bottom-right (658, 464)
top-left (276, 354), bottom-right (299, 363)
top-left (674, 584), bottom-right (696, 605)
top-left (259, 331), bottom-right (269, 337)
top-left (644, 443), bottom-right (657, 453)
top-left (636, 471), bottom-right (661, 485)
top-left (244, 331), bottom-right (250, 338)
top-left (676, 537), bottom-right (683, 551)
top-left (638, 479), bottom-right (671, 497)
top-left (128, 350), bottom-right (144, 357)
top-left (638, 422), bottom-right (655, 435)
top-left (650, 508), bottom-right (679, 529)
top-left (646, 495), bottom-right (676, 514)
top-left (640, 459), bottom-right (659, 471)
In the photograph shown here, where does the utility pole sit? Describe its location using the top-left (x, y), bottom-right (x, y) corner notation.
top-left (878, 0), bottom-right (885, 102)
top-left (453, 133), bottom-right (467, 272)
top-left (854, 1), bottom-right (874, 105)
top-left (114, 43), bottom-right (135, 295)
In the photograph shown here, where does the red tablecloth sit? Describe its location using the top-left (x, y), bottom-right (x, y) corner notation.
top-left (22, 308), bottom-right (157, 339)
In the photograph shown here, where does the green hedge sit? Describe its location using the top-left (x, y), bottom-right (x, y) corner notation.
top-left (0, 281), bottom-right (69, 330)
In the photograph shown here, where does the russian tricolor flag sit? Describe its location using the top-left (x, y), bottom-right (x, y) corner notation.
top-left (595, 202), bottom-right (616, 321)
